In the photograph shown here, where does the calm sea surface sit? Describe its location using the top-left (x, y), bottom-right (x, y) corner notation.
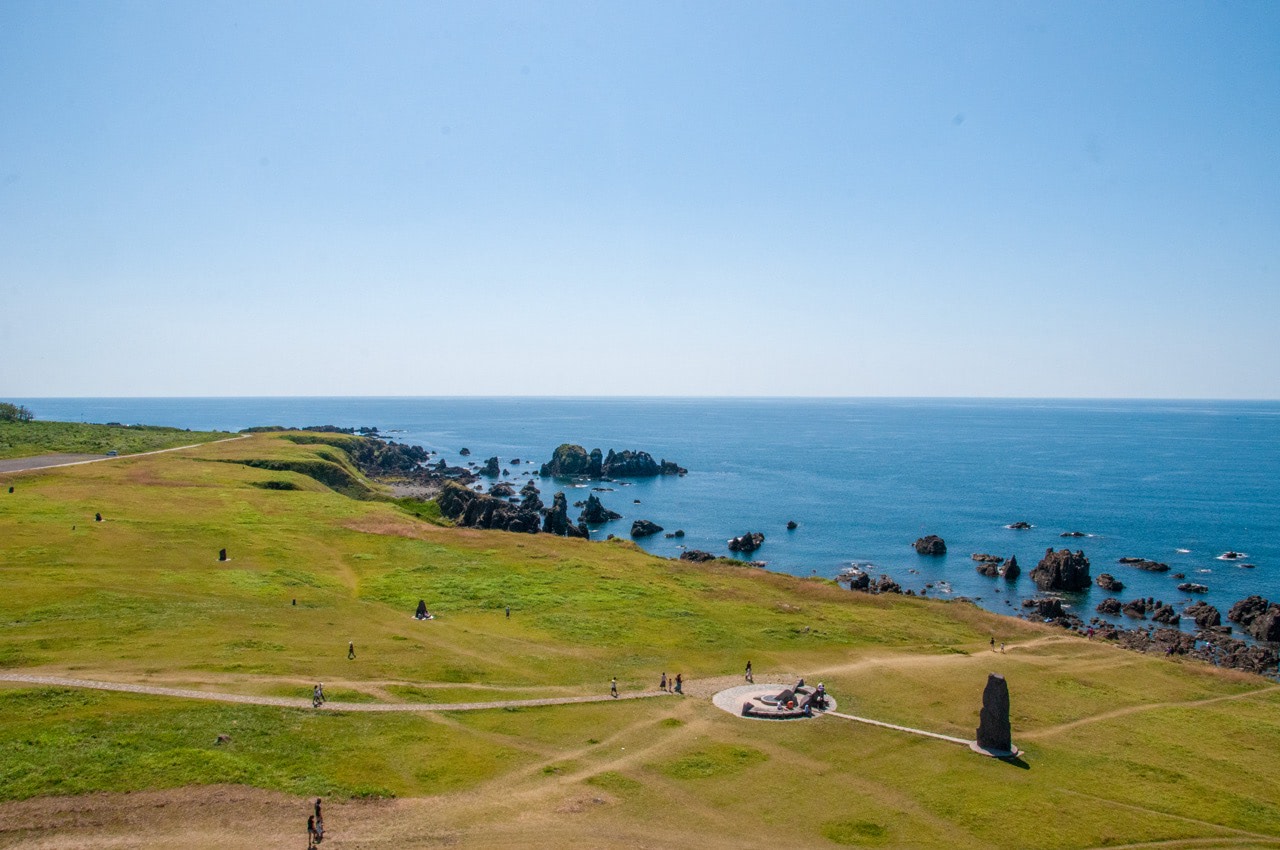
top-left (18, 397), bottom-right (1280, 632)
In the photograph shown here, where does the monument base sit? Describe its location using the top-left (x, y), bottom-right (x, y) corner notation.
top-left (969, 741), bottom-right (1022, 758)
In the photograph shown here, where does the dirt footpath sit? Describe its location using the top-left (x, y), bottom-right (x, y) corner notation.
top-left (0, 454), bottom-right (107, 474)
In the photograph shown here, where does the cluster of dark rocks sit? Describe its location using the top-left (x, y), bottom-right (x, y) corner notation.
top-left (579, 493), bottom-right (622, 524)
top-left (974, 554), bottom-right (1020, 580)
top-left (1118, 556), bottom-right (1171, 572)
top-left (1228, 595), bottom-right (1280, 642)
top-left (539, 444), bottom-right (686, 479)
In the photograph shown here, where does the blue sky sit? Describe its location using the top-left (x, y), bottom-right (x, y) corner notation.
top-left (2, 1), bottom-right (1278, 398)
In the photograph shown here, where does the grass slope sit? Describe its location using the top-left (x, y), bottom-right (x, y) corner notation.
top-left (0, 420), bottom-right (233, 460)
top-left (1, 432), bottom-right (1278, 849)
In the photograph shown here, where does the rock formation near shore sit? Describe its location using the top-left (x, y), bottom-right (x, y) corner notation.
top-left (539, 444), bottom-right (685, 478)
top-left (1002, 555), bottom-right (1020, 581)
top-left (543, 492), bottom-right (588, 538)
top-left (1031, 549), bottom-right (1091, 591)
top-left (579, 493), bottom-right (622, 524)
top-left (1118, 557), bottom-right (1170, 572)
top-left (1184, 600), bottom-right (1222, 629)
top-left (1096, 573), bottom-right (1124, 593)
top-left (679, 550), bottom-right (717, 563)
top-left (1228, 595), bottom-right (1280, 642)
top-left (436, 480), bottom-right (542, 534)
top-left (728, 532), bottom-right (765, 553)
top-left (913, 535), bottom-right (946, 555)
top-left (630, 519), bottom-right (663, 537)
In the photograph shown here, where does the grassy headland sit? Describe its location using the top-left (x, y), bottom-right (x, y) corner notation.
top-left (0, 418), bottom-right (233, 460)
top-left (1, 431), bottom-right (1278, 848)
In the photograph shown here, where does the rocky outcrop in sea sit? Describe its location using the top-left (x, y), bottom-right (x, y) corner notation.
top-left (539, 444), bottom-right (686, 478)
top-left (1031, 549), bottom-right (1091, 591)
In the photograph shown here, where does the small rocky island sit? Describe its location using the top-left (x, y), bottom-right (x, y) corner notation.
top-left (540, 444), bottom-right (686, 479)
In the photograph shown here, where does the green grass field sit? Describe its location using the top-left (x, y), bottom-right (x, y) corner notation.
top-left (0, 419), bottom-right (233, 459)
top-left (1, 430), bottom-right (1278, 848)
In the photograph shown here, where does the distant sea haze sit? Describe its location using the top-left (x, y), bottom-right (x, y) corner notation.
top-left (22, 397), bottom-right (1280, 633)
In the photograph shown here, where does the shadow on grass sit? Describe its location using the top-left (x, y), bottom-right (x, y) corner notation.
top-left (1000, 754), bottom-right (1031, 770)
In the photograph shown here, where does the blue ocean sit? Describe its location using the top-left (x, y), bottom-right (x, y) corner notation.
top-left (18, 397), bottom-right (1280, 632)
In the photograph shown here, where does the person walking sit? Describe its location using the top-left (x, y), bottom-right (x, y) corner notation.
top-left (674, 673), bottom-right (683, 694)
top-left (660, 672), bottom-right (667, 692)
top-left (610, 677), bottom-right (618, 698)
top-left (745, 660), bottom-right (753, 683)
top-left (348, 641), bottom-right (355, 660)
top-left (505, 605), bottom-right (510, 619)
top-left (307, 815), bottom-right (317, 848)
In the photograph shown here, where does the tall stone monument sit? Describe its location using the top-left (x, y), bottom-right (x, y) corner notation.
top-left (974, 673), bottom-right (1016, 755)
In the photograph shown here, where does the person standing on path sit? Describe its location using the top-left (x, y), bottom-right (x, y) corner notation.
top-left (505, 605), bottom-right (510, 618)
top-left (745, 661), bottom-right (752, 682)
top-left (660, 672), bottom-right (667, 692)
top-left (348, 641), bottom-right (355, 660)
top-left (610, 677), bottom-right (618, 698)
top-left (307, 815), bottom-right (317, 848)
top-left (990, 636), bottom-right (996, 652)
top-left (674, 673), bottom-right (682, 694)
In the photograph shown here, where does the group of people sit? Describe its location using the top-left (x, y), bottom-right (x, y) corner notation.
top-left (306, 798), bottom-right (324, 847)
top-left (658, 672), bottom-right (683, 694)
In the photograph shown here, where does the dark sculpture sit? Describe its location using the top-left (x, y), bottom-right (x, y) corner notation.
top-left (975, 673), bottom-right (1013, 753)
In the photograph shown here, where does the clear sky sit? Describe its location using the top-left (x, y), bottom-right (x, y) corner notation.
top-left (2, 1), bottom-right (1278, 398)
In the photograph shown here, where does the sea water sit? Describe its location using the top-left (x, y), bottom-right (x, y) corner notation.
top-left (18, 397), bottom-right (1280, 631)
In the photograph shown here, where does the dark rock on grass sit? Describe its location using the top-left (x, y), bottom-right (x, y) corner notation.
top-left (1031, 549), bottom-right (1091, 592)
top-left (1096, 573), bottom-right (1125, 593)
top-left (975, 673), bottom-right (1013, 753)
top-left (913, 535), bottom-right (947, 556)
top-left (1177, 582), bottom-right (1209, 594)
top-left (631, 519), bottom-right (664, 538)
top-left (1096, 597), bottom-right (1122, 615)
top-left (579, 493), bottom-right (622, 524)
top-left (728, 532), bottom-right (765, 553)
top-left (1184, 600), bottom-right (1222, 629)
top-left (679, 550), bottom-right (717, 563)
top-left (1118, 557), bottom-right (1170, 572)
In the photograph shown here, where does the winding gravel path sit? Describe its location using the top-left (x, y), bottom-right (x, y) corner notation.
top-left (0, 672), bottom-right (670, 712)
top-left (0, 435), bottom-right (247, 475)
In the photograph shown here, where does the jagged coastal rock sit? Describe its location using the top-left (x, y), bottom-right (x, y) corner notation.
top-left (579, 493), bottom-right (622, 524)
top-left (913, 535), bottom-right (946, 555)
top-left (975, 561), bottom-right (1001, 578)
top-left (1118, 557), bottom-right (1170, 572)
top-left (1177, 582), bottom-right (1209, 594)
top-left (543, 492), bottom-right (588, 538)
top-left (539, 444), bottom-right (686, 478)
top-left (1096, 573), bottom-right (1125, 592)
top-left (1096, 597), bottom-right (1122, 615)
top-left (1184, 600), bottom-right (1223, 629)
top-left (1227, 595), bottom-right (1280, 642)
top-left (435, 480), bottom-right (542, 534)
top-left (1001, 555), bottom-right (1020, 580)
top-left (630, 519), bottom-right (663, 537)
top-left (1031, 548), bottom-right (1091, 591)
top-left (727, 532), bottom-right (765, 553)
top-left (679, 550), bottom-right (717, 563)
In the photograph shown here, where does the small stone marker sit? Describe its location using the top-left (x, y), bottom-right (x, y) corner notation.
top-left (974, 673), bottom-right (1016, 756)
top-left (95, 513), bottom-right (102, 522)
top-left (218, 548), bottom-right (228, 562)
